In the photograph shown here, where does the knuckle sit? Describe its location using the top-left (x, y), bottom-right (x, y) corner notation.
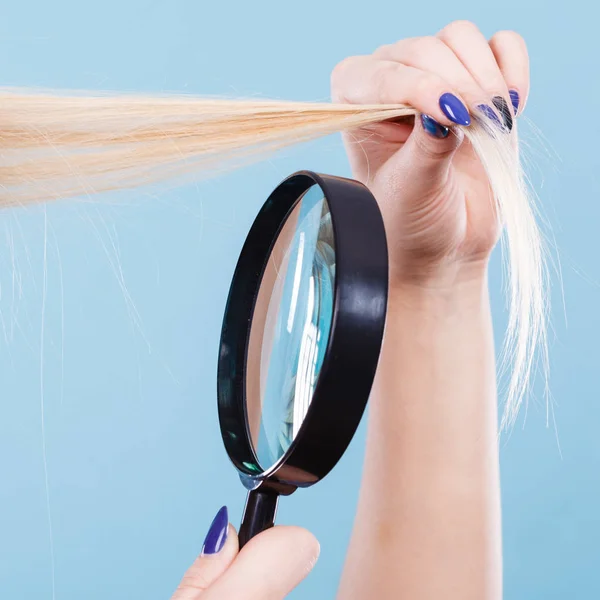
top-left (387, 36), bottom-right (442, 64)
top-left (331, 56), bottom-right (354, 84)
top-left (373, 43), bottom-right (394, 58)
top-left (331, 56), bottom-right (360, 98)
top-left (410, 36), bottom-right (443, 58)
top-left (492, 29), bottom-right (526, 48)
top-left (400, 37), bottom-right (424, 62)
top-left (440, 19), bottom-right (480, 41)
top-left (372, 61), bottom-right (396, 94)
top-left (372, 62), bottom-right (401, 98)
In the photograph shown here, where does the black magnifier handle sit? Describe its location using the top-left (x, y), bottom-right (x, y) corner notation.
top-left (238, 488), bottom-right (280, 548)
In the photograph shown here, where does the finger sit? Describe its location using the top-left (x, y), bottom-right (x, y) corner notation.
top-left (489, 30), bottom-right (530, 116)
top-left (375, 36), bottom-right (507, 132)
top-left (171, 507), bottom-right (239, 600)
top-left (203, 526), bottom-right (320, 600)
top-left (437, 20), bottom-right (513, 131)
top-left (331, 55), bottom-right (472, 127)
top-left (375, 37), bottom-right (491, 111)
top-left (407, 115), bottom-right (465, 190)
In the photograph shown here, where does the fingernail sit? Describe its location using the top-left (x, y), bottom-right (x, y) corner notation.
top-left (492, 96), bottom-right (513, 132)
top-left (439, 93), bottom-right (471, 126)
top-left (420, 114), bottom-right (450, 138)
top-left (477, 104), bottom-right (504, 130)
top-left (509, 90), bottom-right (520, 115)
top-left (202, 506), bottom-right (229, 555)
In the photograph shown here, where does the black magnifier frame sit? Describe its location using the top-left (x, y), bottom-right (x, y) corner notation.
top-left (217, 170), bottom-right (388, 548)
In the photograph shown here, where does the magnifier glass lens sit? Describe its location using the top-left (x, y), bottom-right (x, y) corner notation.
top-left (246, 185), bottom-right (335, 470)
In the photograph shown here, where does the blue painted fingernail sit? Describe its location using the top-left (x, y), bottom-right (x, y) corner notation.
top-left (202, 506), bottom-right (228, 555)
top-left (439, 93), bottom-right (471, 126)
top-left (477, 104), bottom-right (504, 131)
top-left (421, 114), bottom-right (450, 138)
top-left (509, 90), bottom-right (520, 115)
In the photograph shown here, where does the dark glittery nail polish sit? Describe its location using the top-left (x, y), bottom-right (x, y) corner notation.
top-left (492, 96), bottom-right (513, 132)
top-left (509, 90), bottom-right (520, 115)
top-left (202, 506), bottom-right (228, 555)
top-left (421, 114), bottom-right (450, 138)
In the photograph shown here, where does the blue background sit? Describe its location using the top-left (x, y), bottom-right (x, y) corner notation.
top-left (0, 1), bottom-right (597, 598)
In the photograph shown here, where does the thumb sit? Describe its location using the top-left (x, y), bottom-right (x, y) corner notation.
top-left (203, 526), bottom-right (320, 600)
top-left (401, 114), bottom-right (465, 191)
top-left (171, 506), bottom-right (239, 599)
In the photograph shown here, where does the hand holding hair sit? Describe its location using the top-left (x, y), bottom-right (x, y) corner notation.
top-left (331, 21), bottom-right (525, 271)
top-left (331, 21), bottom-right (543, 429)
top-left (334, 22), bottom-right (532, 600)
top-left (0, 23), bottom-right (545, 425)
top-left (170, 507), bottom-right (319, 600)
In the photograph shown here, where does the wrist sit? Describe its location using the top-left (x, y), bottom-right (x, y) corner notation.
top-left (388, 260), bottom-right (490, 317)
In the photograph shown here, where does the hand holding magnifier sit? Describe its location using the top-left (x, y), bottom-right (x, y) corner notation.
top-left (217, 171), bottom-right (388, 548)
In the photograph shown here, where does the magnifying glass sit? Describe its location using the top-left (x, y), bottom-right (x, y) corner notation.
top-left (217, 171), bottom-right (388, 548)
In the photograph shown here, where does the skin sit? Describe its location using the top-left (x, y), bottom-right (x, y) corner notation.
top-left (333, 21), bottom-right (528, 600)
top-left (171, 20), bottom-right (529, 600)
top-left (171, 525), bottom-right (320, 599)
